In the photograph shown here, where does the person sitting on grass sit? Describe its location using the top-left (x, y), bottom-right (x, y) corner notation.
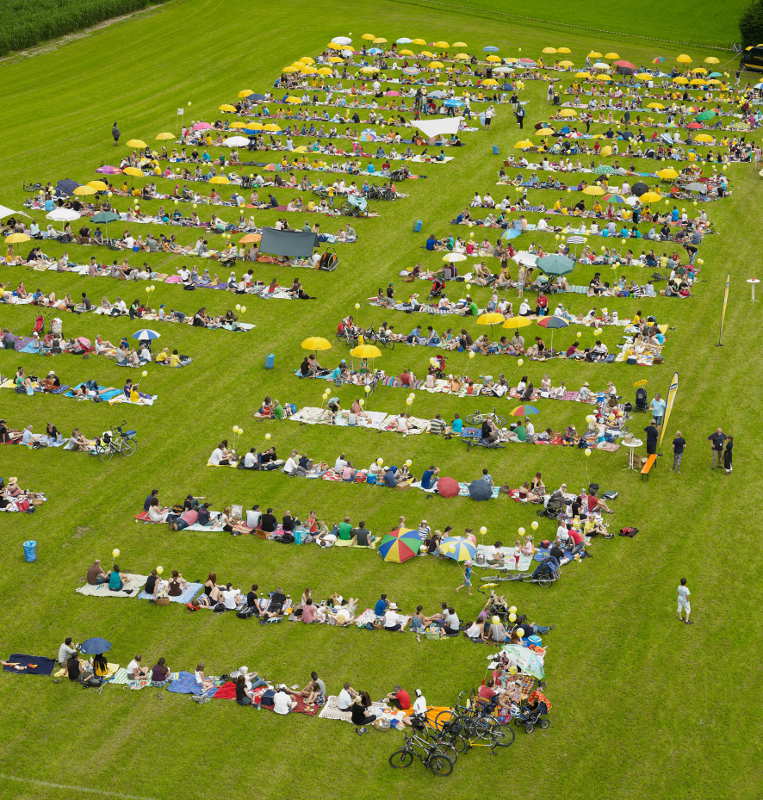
top-left (150, 657), bottom-right (171, 686)
top-left (86, 559), bottom-right (109, 585)
top-left (352, 691), bottom-right (377, 727)
top-left (108, 564), bottom-right (126, 592)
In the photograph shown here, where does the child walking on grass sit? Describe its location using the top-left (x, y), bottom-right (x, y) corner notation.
top-left (456, 560), bottom-right (473, 595)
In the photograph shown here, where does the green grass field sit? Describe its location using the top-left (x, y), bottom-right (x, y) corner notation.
top-left (0, 1), bottom-right (761, 799)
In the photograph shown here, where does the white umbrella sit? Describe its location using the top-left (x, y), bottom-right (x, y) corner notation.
top-left (593, 62), bottom-right (611, 70)
top-left (0, 205), bottom-right (30, 219)
top-left (333, 36), bottom-right (352, 45)
top-left (223, 135), bottom-right (250, 147)
top-left (396, 37), bottom-right (412, 44)
top-left (513, 251), bottom-right (538, 267)
top-left (442, 252), bottom-right (467, 263)
top-left (493, 66), bottom-right (513, 74)
top-left (46, 208), bottom-right (81, 222)
top-left (566, 235), bottom-right (586, 244)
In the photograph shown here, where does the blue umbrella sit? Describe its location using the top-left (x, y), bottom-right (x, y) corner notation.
top-left (132, 328), bottom-right (160, 340)
top-left (483, 45), bottom-right (499, 52)
top-left (502, 228), bottom-right (522, 240)
top-left (368, 47), bottom-right (382, 54)
top-left (444, 98), bottom-right (464, 108)
top-left (80, 637), bottom-right (111, 655)
top-left (538, 315), bottom-right (569, 329)
top-left (537, 254), bottom-right (574, 275)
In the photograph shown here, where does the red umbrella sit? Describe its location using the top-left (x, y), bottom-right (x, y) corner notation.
top-left (687, 121), bottom-right (702, 129)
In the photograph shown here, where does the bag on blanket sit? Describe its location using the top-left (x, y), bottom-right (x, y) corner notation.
top-left (237, 606), bottom-right (258, 619)
top-left (619, 527), bottom-right (639, 537)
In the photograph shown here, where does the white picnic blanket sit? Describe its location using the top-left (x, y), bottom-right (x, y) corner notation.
top-left (75, 573), bottom-right (147, 598)
top-left (474, 545), bottom-right (532, 571)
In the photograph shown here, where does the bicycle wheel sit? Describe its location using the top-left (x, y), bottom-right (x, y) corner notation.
top-left (538, 718), bottom-right (550, 730)
top-left (492, 414), bottom-right (506, 427)
top-left (432, 740), bottom-right (458, 763)
top-left (98, 447), bottom-right (114, 463)
top-left (490, 726), bottom-right (515, 747)
top-left (388, 749), bottom-right (414, 768)
top-left (464, 413), bottom-right (483, 425)
top-left (121, 438), bottom-right (137, 456)
top-left (433, 709), bottom-right (455, 731)
top-left (426, 753), bottom-right (453, 777)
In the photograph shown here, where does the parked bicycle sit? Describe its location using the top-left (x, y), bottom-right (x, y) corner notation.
top-left (464, 409), bottom-right (506, 428)
top-left (388, 722), bottom-right (455, 776)
top-left (92, 423), bottom-right (137, 462)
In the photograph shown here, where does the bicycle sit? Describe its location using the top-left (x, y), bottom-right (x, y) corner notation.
top-left (464, 408), bottom-right (507, 427)
top-left (433, 692), bottom-right (515, 751)
top-left (92, 423), bottom-right (138, 462)
top-left (388, 729), bottom-right (454, 776)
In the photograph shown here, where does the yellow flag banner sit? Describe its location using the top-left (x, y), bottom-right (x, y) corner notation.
top-left (718, 274), bottom-right (730, 345)
top-left (658, 371), bottom-right (679, 448)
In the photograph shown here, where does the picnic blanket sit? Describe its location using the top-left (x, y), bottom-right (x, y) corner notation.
top-left (474, 545), bottom-right (533, 571)
top-left (167, 671), bottom-right (204, 695)
top-left (138, 582), bottom-right (203, 604)
top-left (3, 654), bottom-right (56, 676)
top-left (75, 573), bottom-right (147, 598)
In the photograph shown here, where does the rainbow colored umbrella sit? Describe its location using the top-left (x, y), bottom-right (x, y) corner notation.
top-left (510, 405), bottom-right (540, 416)
top-left (379, 533), bottom-right (421, 563)
top-left (439, 537), bottom-right (476, 562)
top-left (537, 316), bottom-right (569, 329)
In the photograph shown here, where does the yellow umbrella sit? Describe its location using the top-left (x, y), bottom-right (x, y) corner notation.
top-left (350, 344), bottom-right (382, 359)
top-left (558, 108), bottom-right (577, 117)
top-left (636, 72), bottom-right (653, 81)
top-left (301, 336), bottom-right (332, 351)
top-left (704, 56), bottom-right (720, 64)
top-left (328, 56), bottom-right (344, 63)
top-left (600, 145), bottom-right (613, 156)
top-left (503, 317), bottom-right (532, 329)
top-left (317, 67), bottom-right (333, 76)
top-left (209, 176), bottom-right (229, 184)
top-left (453, 41), bottom-right (468, 48)
top-left (486, 54), bottom-right (501, 63)
top-left (536, 127), bottom-right (554, 135)
top-left (587, 50), bottom-right (602, 58)
top-left (689, 78), bottom-right (706, 86)
top-left (301, 66), bottom-right (317, 75)
top-left (122, 166), bottom-right (143, 177)
top-left (694, 133), bottom-right (714, 143)
top-left (361, 33), bottom-right (376, 40)
top-left (238, 89), bottom-right (254, 98)
top-left (399, 48), bottom-right (415, 56)
top-left (633, 378), bottom-right (649, 388)
top-left (595, 74), bottom-right (612, 81)
top-left (647, 101), bottom-right (665, 109)
top-left (454, 52), bottom-right (470, 60)
top-left (657, 167), bottom-right (679, 180)
top-left (359, 66), bottom-right (379, 74)
top-left (229, 121), bottom-right (247, 129)
top-left (477, 312), bottom-right (505, 326)
top-left (264, 123), bottom-right (281, 132)
top-left (604, 51), bottom-right (620, 59)
top-left (87, 180), bottom-right (108, 190)
top-left (73, 185), bottom-right (96, 196)
top-left (542, 47), bottom-right (557, 54)
top-left (575, 71), bottom-right (591, 79)
top-left (707, 78), bottom-right (722, 85)
top-left (155, 131), bottom-right (175, 140)
top-left (691, 66), bottom-right (708, 74)
top-left (673, 76), bottom-right (688, 84)
top-left (583, 185), bottom-right (605, 195)
top-left (481, 78), bottom-right (498, 86)
top-left (299, 56), bottom-right (315, 64)
top-left (676, 53), bottom-right (693, 64)
top-left (557, 46), bottom-right (571, 54)
top-left (218, 104), bottom-right (237, 112)
top-left (126, 139), bottom-right (147, 148)
top-left (5, 233), bottom-right (30, 244)
top-left (558, 59), bottom-right (574, 68)
top-left (420, 50), bottom-right (434, 58)
top-left (282, 66), bottom-right (299, 74)
top-left (285, 96), bottom-right (302, 104)
top-left (514, 139), bottom-right (534, 149)
top-left (429, 61), bottom-right (445, 69)
top-left (433, 40), bottom-right (449, 48)
top-left (412, 38), bottom-right (427, 45)
top-left (639, 191), bottom-right (662, 203)
top-left (373, 37), bottom-right (387, 44)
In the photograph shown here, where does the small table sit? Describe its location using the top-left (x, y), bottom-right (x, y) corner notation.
top-left (747, 278), bottom-right (760, 303)
top-left (622, 438), bottom-right (643, 471)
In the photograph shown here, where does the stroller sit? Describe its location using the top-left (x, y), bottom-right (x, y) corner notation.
top-left (513, 701), bottom-right (551, 733)
top-left (634, 387), bottom-right (648, 412)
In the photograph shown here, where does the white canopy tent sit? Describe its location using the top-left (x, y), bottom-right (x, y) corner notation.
top-left (410, 116), bottom-right (463, 140)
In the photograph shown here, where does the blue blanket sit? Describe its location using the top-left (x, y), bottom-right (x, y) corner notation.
top-left (138, 582), bottom-right (202, 604)
top-left (166, 670), bottom-right (203, 695)
top-left (3, 654), bottom-right (56, 676)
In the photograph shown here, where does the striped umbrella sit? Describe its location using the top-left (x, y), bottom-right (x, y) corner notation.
top-left (510, 404), bottom-right (540, 416)
top-left (379, 532), bottom-right (421, 563)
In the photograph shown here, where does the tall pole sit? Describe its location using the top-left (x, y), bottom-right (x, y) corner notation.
top-left (716, 274), bottom-right (730, 347)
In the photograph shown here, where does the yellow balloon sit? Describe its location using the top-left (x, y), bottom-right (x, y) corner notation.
top-left (518, 527), bottom-right (526, 536)
top-left (479, 526), bottom-right (487, 535)
top-left (364, 385), bottom-right (371, 393)
top-left (112, 548), bottom-right (120, 558)
top-left (515, 627), bottom-right (525, 638)
top-left (156, 565), bottom-right (164, 575)
top-left (264, 433), bottom-right (272, 440)
top-left (530, 521), bottom-right (539, 530)
top-left (508, 605), bottom-right (517, 614)
top-left (509, 613), bottom-right (517, 622)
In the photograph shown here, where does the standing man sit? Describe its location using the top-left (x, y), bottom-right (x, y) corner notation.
top-left (650, 393), bottom-right (666, 425)
top-left (515, 104), bottom-right (526, 129)
top-left (111, 121), bottom-right (120, 146)
top-left (676, 578), bottom-right (692, 624)
top-left (672, 431), bottom-right (686, 472)
top-left (484, 105), bottom-right (495, 127)
top-left (643, 421), bottom-right (659, 456)
top-left (707, 427), bottom-right (726, 468)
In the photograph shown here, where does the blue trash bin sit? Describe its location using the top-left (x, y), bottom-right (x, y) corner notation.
top-left (491, 145), bottom-right (500, 155)
top-left (413, 219), bottom-right (423, 232)
top-left (23, 540), bottom-right (37, 562)
top-left (264, 353), bottom-right (275, 369)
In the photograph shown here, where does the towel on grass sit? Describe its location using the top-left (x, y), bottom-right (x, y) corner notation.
top-left (138, 582), bottom-right (203, 604)
top-left (3, 654), bottom-right (56, 676)
top-left (213, 681), bottom-right (238, 700)
top-left (167, 671), bottom-right (203, 695)
top-left (75, 573), bottom-right (147, 598)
